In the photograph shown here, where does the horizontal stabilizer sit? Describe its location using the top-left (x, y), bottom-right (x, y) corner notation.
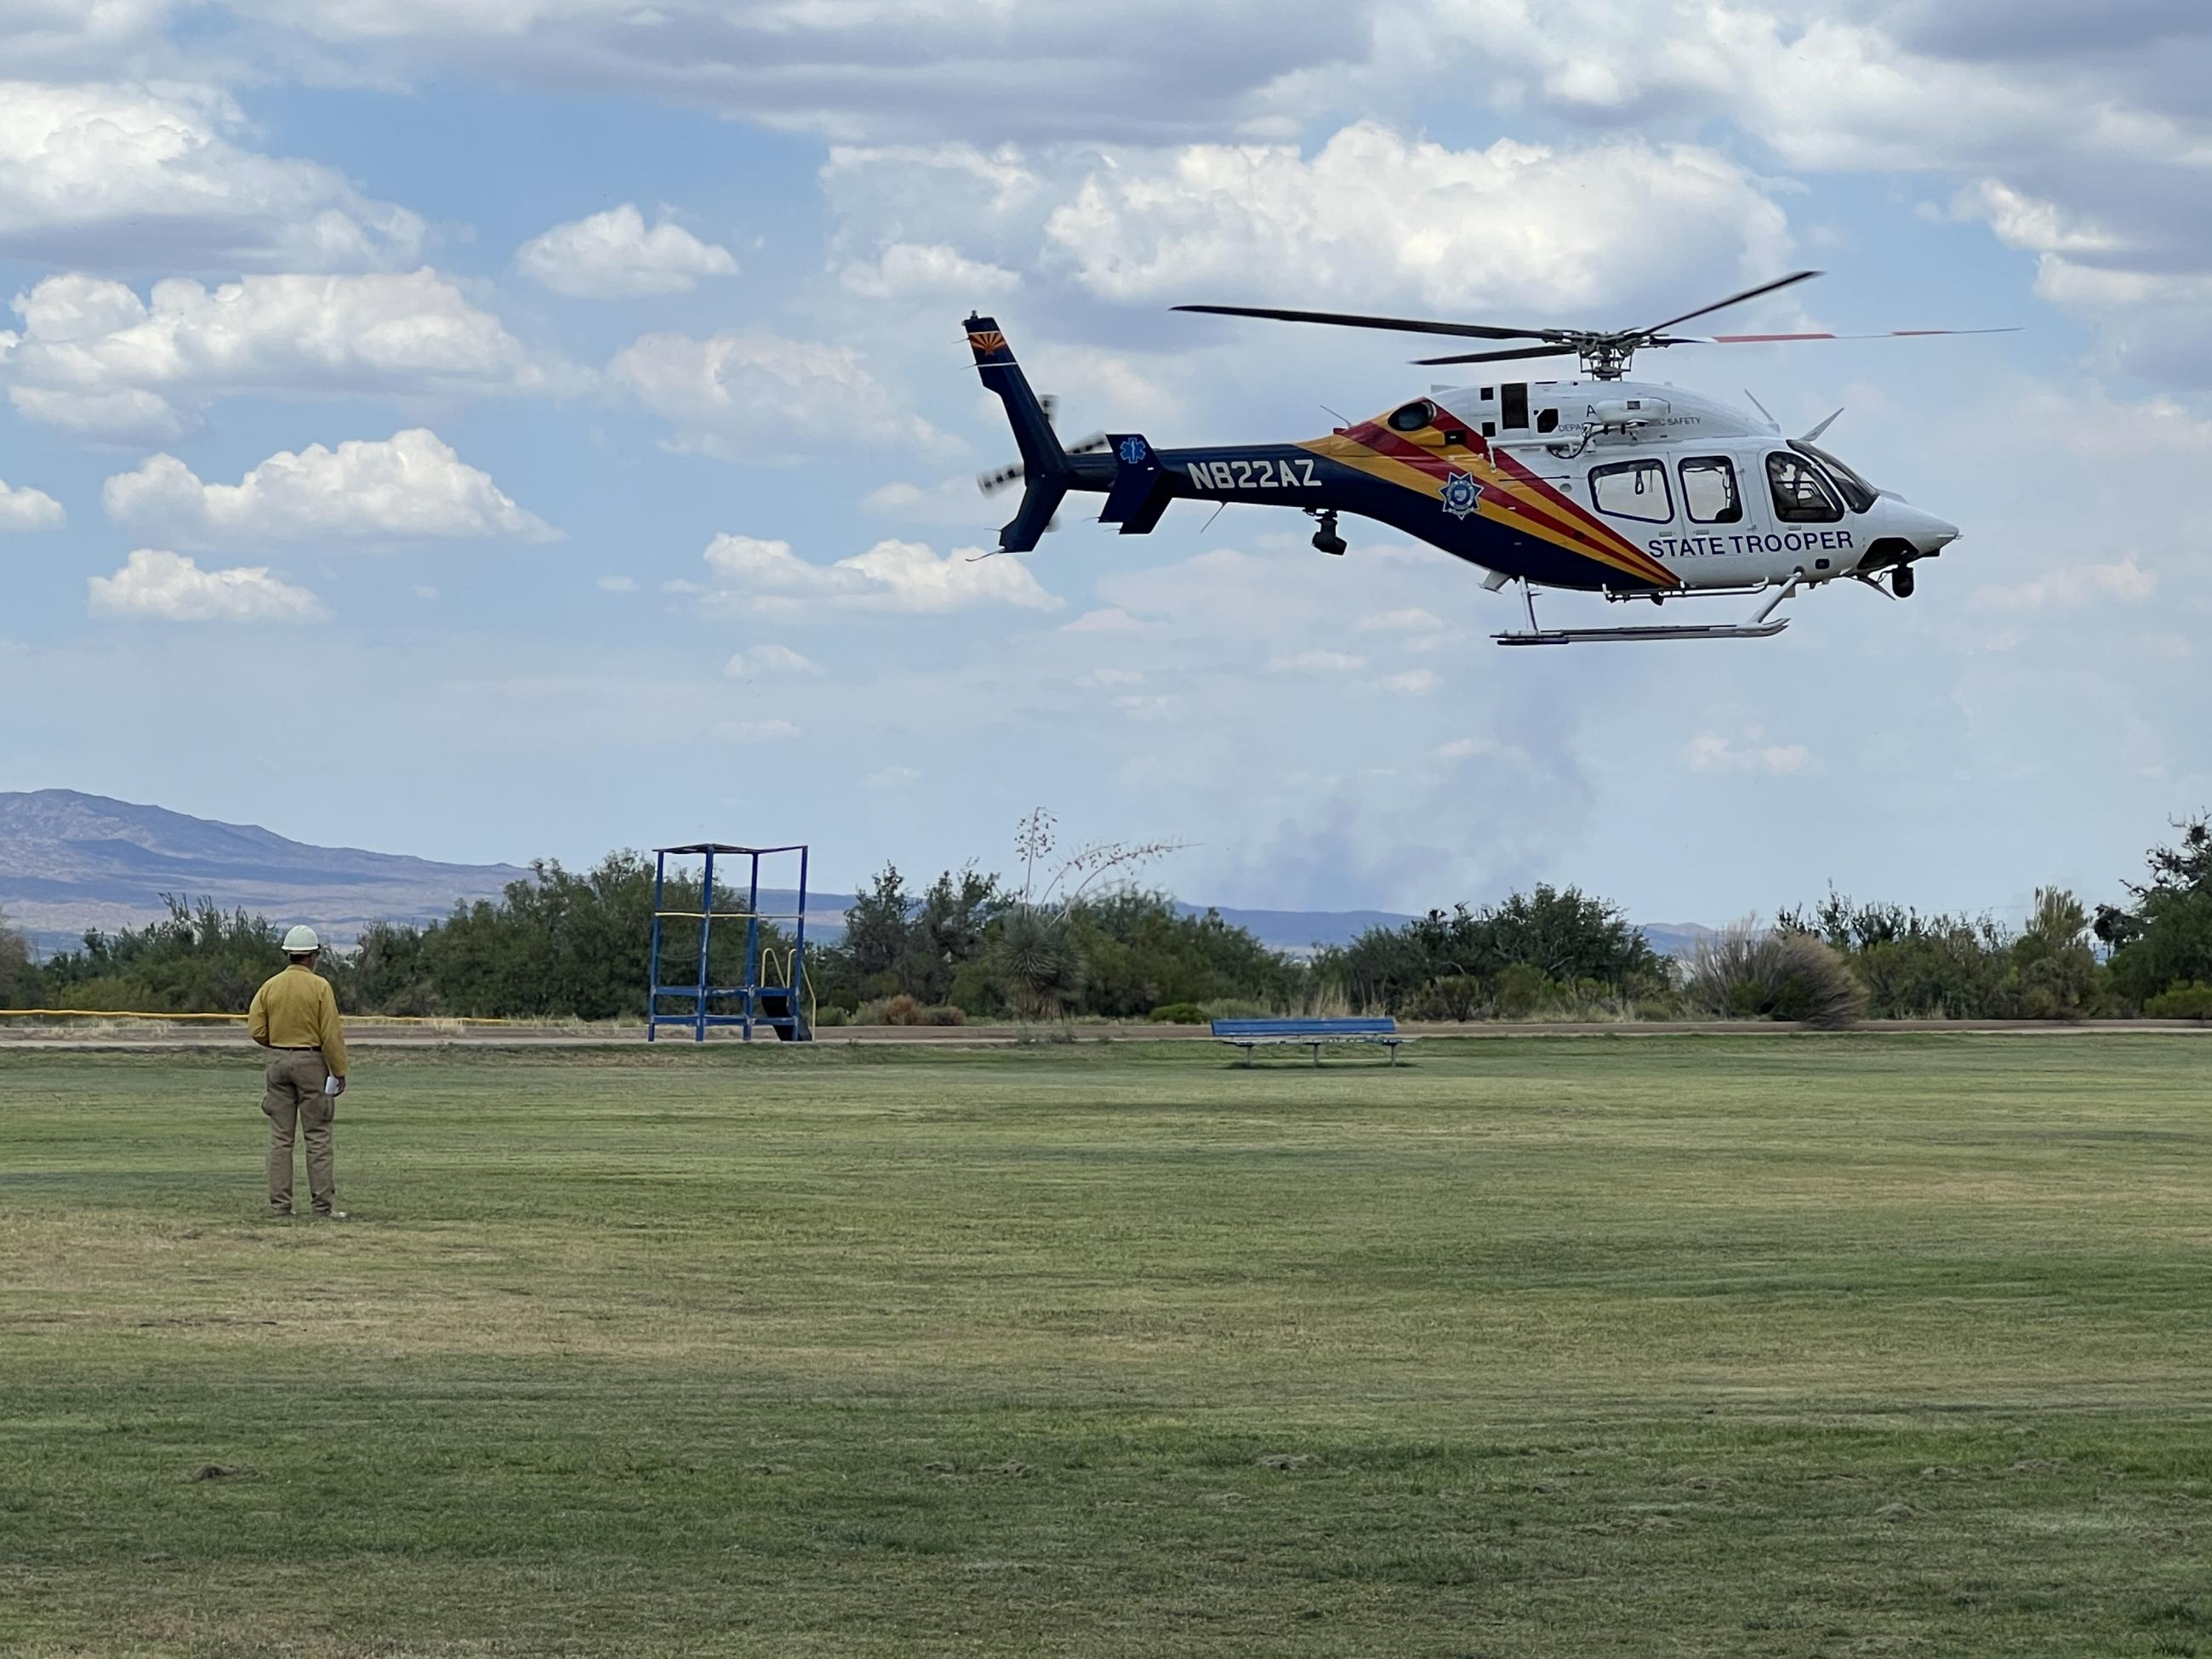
top-left (1098, 433), bottom-right (1172, 535)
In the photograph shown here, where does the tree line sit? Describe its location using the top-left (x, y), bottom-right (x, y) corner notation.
top-left (3, 814), bottom-right (2209, 1024)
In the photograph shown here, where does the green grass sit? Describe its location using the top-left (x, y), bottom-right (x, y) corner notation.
top-left (3, 1035), bottom-right (2210, 1656)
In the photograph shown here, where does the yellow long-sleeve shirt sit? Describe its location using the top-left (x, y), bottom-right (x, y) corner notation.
top-left (248, 964), bottom-right (348, 1077)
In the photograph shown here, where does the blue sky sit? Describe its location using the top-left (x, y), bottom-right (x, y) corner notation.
top-left (1, 1), bottom-right (2207, 925)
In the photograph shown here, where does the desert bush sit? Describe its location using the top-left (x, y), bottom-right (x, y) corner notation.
top-left (2146, 981), bottom-right (2212, 1022)
top-left (1491, 962), bottom-right (1555, 1018)
top-left (1404, 973), bottom-right (1483, 1022)
top-left (921, 1004), bottom-right (966, 1026)
top-left (813, 1006), bottom-right (850, 1027)
top-left (881, 993), bottom-right (922, 1026)
top-left (1685, 925), bottom-right (1865, 1029)
top-left (1149, 1001), bottom-right (1207, 1024)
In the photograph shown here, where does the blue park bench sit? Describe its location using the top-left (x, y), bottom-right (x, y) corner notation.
top-left (1211, 1017), bottom-right (1410, 1067)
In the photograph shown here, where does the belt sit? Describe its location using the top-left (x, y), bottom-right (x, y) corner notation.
top-left (274, 1046), bottom-right (320, 1052)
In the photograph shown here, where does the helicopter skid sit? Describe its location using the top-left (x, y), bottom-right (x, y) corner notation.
top-left (1493, 619), bottom-right (1791, 646)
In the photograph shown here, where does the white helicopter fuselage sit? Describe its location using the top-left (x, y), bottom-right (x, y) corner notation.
top-left (1439, 378), bottom-right (1959, 596)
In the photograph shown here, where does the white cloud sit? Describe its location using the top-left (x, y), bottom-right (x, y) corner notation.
top-left (701, 533), bottom-right (1060, 614)
top-left (718, 718), bottom-right (799, 743)
top-left (839, 242), bottom-right (1018, 299)
top-left (597, 575), bottom-right (637, 592)
top-left (412, 584), bottom-right (437, 599)
top-left (515, 203), bottom-right (737, 298)
top-left (1115, 693), bottom-right (1180, 721)
top-left (87, 549), bottom-right (324, 622)
top-left (101, 429), bottom-right (555, 547)
top-left (1436, 735), bottom-right (1534, 765)
top-left (722, 643), bottom-right (819, 676)
top-left (1061, 607), bottom-right (1145, 634)
top-left (865, 765), bottom-right (921, 789)
top-left (1971, 558), bottom-right (2159, 613)
top-left (0, 477), bottom-right (64, 531)
top-left (0, 81), bottom-right (423, 271)
top-left (1356, 607), bottom-right (1447, 633)
top-left (1268, 649), bottom-right (1365, 673)
top-left (1373, 668), bottom-right (1440, 697)
top-left (1045, 122), bottom-right (1789, 311)
top-left (1077, 667), bottom-right (1144, 687)
top-left (3, 270), bottom-right (565, 442)
top-left (608, 329), bottom-right (948, 462)
top-left (1685, 731), bottom-right (1810, 775)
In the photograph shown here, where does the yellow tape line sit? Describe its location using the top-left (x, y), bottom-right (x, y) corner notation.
top-left (0, 1008), bottom-right (523, 1026)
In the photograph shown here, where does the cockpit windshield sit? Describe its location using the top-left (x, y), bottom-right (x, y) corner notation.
top-left (1788, 440), bottom-right (1878, 513)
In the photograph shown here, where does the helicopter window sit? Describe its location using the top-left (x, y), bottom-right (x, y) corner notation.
top-left (1388, 399), bottom-right (1437, 433)
top-left (1678, 456), bottom-right (1742, 524)
top-left (1588, 459), bottom-right (1673, 523)
top-left (1766, 452), bottom-right (1842, 523)
top-left (1502, 385), bottom-right (1529, 430)
top-left (1536, 408), bottom-right (1559, 434)
top-left (1787, 439), bottom-right (1878, 512)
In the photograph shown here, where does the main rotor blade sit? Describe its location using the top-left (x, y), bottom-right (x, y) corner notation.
top-left (1411, 343), bottom-right (1585, 367)
top-left (1174, 303), bottom-right (1559, 343)
top-left (1634, 270), bottom-right (1822, 339)
top-left (1679, 327), bottom-right (2021, 344)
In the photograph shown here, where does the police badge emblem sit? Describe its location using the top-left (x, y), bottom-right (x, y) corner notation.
top-left (1440, 470), bottom-right (1484, 518)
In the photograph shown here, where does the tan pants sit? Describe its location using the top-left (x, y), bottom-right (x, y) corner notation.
top-left (262, 1050), bottom-right (335, 1216)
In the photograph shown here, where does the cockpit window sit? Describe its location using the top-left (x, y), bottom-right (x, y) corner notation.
top-left (1767, 452), bottom-right (1842, 523)
top-left (1787, 439), bottom-right (1878, 512)
top-left (1388, 399), bottom-right (1437, 433)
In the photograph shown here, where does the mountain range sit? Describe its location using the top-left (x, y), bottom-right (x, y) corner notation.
top-left (0, 790), bottom-right (1710, 959)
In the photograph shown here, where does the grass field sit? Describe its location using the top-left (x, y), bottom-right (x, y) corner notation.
top-left (3, 1035), bottom-right (2209, 1657)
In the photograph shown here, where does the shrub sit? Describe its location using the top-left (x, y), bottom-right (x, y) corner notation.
top-left (813, 1006), bottom-right (850, 1028)
top-left (882, 994), bottom-right (921, 1026)
top-left (1685, 925), bottom-right (1864, 1029)
top-left (1405, 973), bottom-right (1483, 1022)
top-left (992, 904), bottom-right (1086, 1020)
top-left (1491, 962), bottom-right (1554, 1018)
top-left (1149, 1001), bottom-right (1208, 1024)
top-left (2146, 981), bottom-right (2212, 1023)
top-left (921, 1004), bottom-right (966, 1026)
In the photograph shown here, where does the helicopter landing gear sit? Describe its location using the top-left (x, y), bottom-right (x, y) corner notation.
top-left (1892, 564), bottom-right (1916, 599)
top-left (1308, 508), bottom-right (1346, 556)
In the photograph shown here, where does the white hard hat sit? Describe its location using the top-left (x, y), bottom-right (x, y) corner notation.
top-left (282, 925), bottom-right (321, 954)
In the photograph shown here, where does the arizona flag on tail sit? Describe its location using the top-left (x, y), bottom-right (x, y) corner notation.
top-left (965, 313), bottom-right (1069, 552)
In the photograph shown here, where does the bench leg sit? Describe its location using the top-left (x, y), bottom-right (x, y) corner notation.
top-left (1388, 1042), bottom-right (1399, 1066)
top-left (1312, 1043), bottom-right (1321, 1069)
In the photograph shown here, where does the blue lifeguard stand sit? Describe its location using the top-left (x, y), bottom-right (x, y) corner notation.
top-left (646, 842), bottom-right (812, 1042)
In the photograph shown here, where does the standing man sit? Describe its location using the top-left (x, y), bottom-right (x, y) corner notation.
top-left (248, 925), bottom-right (350, 1220)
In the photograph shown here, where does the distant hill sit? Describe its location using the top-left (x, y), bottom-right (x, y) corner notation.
top-left (0, 790), bottom-right (533, 954)
top-left (0, 790), bottom-right (1713, 961)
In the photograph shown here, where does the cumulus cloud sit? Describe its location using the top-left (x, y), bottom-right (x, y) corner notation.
top-left (608, 329), bottom-right (949, 462)
top-left (1971, 557), bottom-right (2159, 613)
top-left (101, 429), bottom-right (556, 547)
top-left (839, 242), bottom-right (1018, 299)
top-left (515, 203), bottom-right (737, 298)
top-left (1374, 668), bottom-right (1441, 696)
top-left (865, 765), bottom-right (921, 788)
top-left (596, 575), bottom-right (637, 592)
top-left (718, 718), bottom-right (799, 742)
top-left (217, 2), bottom-right (1372, 143)
top-left (1269, 649), bottom-right (1365, 673)
top-left (0, 477), bottom-right (65, 531)
top-left (700, 533), bottom-right (1060, 614)
top-left (87, 548), bottom-right (324, 622)
top-left (1045, 123), bottom-right (1790, 312)
top-left (722, 643), bottom-right (819, 676)
top-left (1685, 730), bottom-right (1810, 775)
top-left (0, 80), bottom-right (424, 270)
top-left (2, 270), bottom-right (565, 442)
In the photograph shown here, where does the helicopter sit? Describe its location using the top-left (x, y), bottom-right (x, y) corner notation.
top-left (966, 272), bottom-right (2010, 643)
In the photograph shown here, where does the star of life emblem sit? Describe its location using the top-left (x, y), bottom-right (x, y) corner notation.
top-left (1440, 470), bottom-right (1484, 518)
top-left (1119, 436), bottom-right (1149, 464)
